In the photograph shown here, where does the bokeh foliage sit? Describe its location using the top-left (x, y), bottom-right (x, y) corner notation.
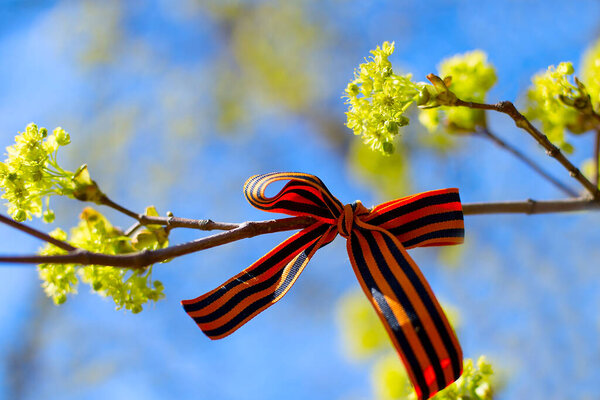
top-left (337, 291), bottom-right (497, 400)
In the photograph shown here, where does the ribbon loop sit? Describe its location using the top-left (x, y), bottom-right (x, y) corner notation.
top-left (182, 172), bottom-right (465, 400)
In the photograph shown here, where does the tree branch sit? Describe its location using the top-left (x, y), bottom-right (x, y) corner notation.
top-left (462, 197), bottom-right (600, 215)
top-left (0, 214), bottom-right (76, 252)
top-left (454, 99), bottom-right (600, 199)
top-left (1, 197), bottom-right (599, 268)
top-left (0, 216), bottom-right (316, 268)
top-left (475, 127), bottom-right (578, 197)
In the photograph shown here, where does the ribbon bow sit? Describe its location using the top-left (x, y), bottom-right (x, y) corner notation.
top-left (182, 172), bottom-right (464, 399)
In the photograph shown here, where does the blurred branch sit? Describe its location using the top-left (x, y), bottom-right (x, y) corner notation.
top-left (475, 127), bottom-right (578, 197)
top-left (1, 196), bottom-right (599, 268)
top-left (594, 129), bottom-right (600, 187)
top-left (454, 99), bottom-right (600, 198)
top-left (462, 197), bottom-right (600, 214)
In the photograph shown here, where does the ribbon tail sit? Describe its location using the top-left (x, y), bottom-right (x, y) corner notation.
top-left (182, 222), bottom-right (336, 340)
top-left (346, 227), bottom-right (462, 400)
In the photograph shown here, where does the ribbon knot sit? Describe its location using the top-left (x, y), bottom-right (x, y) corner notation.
top-left (337, 201), bottom-right (369, 238)
top-left (182, 172), bottom-right (465, 400)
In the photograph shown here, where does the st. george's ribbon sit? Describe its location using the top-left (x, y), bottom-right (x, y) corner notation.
top-left (182, 172), bottom-right (464, 399)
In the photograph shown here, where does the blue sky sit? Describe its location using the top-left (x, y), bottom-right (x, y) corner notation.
top-left (0, 1), bottom-right (600, 399)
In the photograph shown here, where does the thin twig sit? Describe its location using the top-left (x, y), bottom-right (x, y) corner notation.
top-left (124, 222), bottom-right (142, 237)
top-left (454, 99), bottom-right (600, 199)
top-left (98, 195), bottom-right (139, 220)
top-left (1, 197), bottom-right (600, 268)
top-left (0, 214), bottom-right (76, 252)
top-left (99, 194), bottom-right (239, 231)
top-left (476, 128), bottom-right (578, 197)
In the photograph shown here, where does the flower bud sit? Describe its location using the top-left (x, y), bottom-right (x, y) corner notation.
top-left (54, 293), bottom-right (67, 305)
top-left (31, 170), bottom-right (43, 182)
top-left (384, 120), bottom-right (398, 134)
top-left (382, 142), bottom-right (394, 154)
top-left (131, 304), bottom-right (143, 314)
top-left (26, 123), bottom-right (38, 136)
top-left (53, 127), bottom-right (71, 146)
top-left (13, 209), bottom-right (26, 222)
top-left (557, 62), bottom-right (574, 75)
top-left (43, 209), bottom-right (55, 223)
top-left (153, 281), bottom-right (164, 290)
top-left (346, 83), bottom-right (359, 97)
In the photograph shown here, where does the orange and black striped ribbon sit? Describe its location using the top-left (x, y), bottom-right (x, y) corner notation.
top-left (182, 172), bottom-right (464, 399)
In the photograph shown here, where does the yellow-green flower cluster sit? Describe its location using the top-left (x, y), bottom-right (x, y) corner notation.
top-left (0, 123), bottom-right (71, 221)
top-left (0, 123), bottom-right (108, 222)
top-left (526, 62), bottom-right (592, 152)
top-left (38, 207), bottom-right (168, 313)
top-left (372, 355), bottom-right (495, 400)
top-left (345, 42), bottom-right (421, 154)
top-left (419, 50), bottom-right (497, 132)
top-left (581, 37), bottom-right (600, 109)
top-left (38, 228), bottom-right (77, 305)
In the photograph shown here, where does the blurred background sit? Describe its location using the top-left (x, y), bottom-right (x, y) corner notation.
top-left (0, 1), bottom-right (600, 399)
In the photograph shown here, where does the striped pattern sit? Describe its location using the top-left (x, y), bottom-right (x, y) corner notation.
top-left (182, 173), bottom-right (464, 399)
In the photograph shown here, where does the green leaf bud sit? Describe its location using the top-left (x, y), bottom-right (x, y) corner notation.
top-left (144, 205), bottom-right (159, 217)
top-left (426, 73), bottom-right (449, 92)
top-left (70, 165), bottom-right (104, 203)
top-left (416, 86), bottom-right (431, 106)
top-left (419, 50), bottom-right (497, 133)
